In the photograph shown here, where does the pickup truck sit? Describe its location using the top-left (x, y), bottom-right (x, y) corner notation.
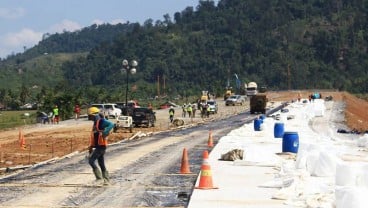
top-left (132, 107), bottom-right (156, 127)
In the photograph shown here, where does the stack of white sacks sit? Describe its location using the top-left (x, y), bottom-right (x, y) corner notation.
top-left (280, 99), bottom-right (368, 207)
top-left (223, 99), bottom-right (368, 207)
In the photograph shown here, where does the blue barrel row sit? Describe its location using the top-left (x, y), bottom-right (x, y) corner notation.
top-left (253, 117), bottom-right (299, 153)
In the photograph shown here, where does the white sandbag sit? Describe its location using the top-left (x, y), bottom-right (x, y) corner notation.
top-left (295, 150), bottom-right (308, 169)
top-left (335, 162), bottom-right (359, 186)
top-left (313, 99), bottom-right (326, 117)
top-left (356, 135), bottom-right (368, 147)
top-left (295, 143), bottom-right (322, 170)
top-left (335, 187), bottom-right (368, 208)
top-left (356, 164), bottom-right (368, 188)
top-left (305, 150), bottom-right (320, 174)
top-left (312, 151), bottom-right (338, 177)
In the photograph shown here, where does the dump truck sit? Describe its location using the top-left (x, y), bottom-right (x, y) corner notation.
top-left (250, 93), bottom-right (267, 114)
top-left (246, 82), bottom-right (258, 96)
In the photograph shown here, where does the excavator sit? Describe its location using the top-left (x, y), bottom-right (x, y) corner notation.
top-left (224, 73), bottom-right (243, 100)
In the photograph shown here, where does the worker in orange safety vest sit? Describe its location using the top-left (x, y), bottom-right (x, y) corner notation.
top-left (87, 107), bottom-right (114, 185)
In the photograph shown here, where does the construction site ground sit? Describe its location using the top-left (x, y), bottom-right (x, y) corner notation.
top-left (0, 90), bottom-right (367, 173)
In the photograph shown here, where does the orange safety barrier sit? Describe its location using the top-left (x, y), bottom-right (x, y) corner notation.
top-left (179, 148), bottom-right (192, 174)
top-left (207, 130), bottom-right (214, 147)
top-left (19, 129), bottom-right (26, 150)
top-left (195, 150), bottom-right (218, 189)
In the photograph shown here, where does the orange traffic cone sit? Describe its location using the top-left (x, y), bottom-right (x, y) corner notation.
top-left (195, 150), bottom-right (218, 189)
top-left (19, 129), bottom-right (26, 150)
top-left (207, 130), bottom-right (214, 147)
top-left (179, 148), bottom-right (192, 174)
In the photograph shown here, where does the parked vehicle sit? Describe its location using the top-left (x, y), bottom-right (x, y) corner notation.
top-left (90, 103), bottom-right (122, 118)
top-left (36, 111), bottom-right (50, 124)
top-left (225, 95), bottom-right (245, 106)
top-left (113, 115), bottom-right (133, 133)
top-left (132, 107), bottom-right (156, 127)
top-left (207, 100), bottom-right (218, 114)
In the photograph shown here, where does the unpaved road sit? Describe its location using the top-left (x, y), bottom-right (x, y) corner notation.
top-left (0, 91), bottom-right (358, 207)
top-left (0, 98), bottom-right (257, 207)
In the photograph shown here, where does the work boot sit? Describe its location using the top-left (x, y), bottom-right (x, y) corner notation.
top-left (102, 170), bottom-right (110, 185)
top-left (93, 168), bottom-right (103, 180)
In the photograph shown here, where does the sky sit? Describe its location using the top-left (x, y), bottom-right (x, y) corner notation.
top-left (0, 0), bottom-right (204, 59)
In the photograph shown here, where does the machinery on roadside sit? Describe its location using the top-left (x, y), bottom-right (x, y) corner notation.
top-left (113, 115), bottom-right (133, 133)
top-left (223, 87), bottom-right (234, 100)
top-left (201, 90), bottom-right (209, 103)
top-left (250, 93), bottom-right (268, 114)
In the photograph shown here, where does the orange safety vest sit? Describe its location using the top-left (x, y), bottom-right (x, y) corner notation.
top-left (90, 119), bottom-right (108, 147)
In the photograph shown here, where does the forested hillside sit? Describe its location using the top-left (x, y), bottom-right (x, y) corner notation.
top-left (0, 0), bottom-right (367, 111)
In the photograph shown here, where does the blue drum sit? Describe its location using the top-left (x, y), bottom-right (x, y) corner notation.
top-left (282, 132), bottom-right (299, 153)
top-left (274, 122), bottom-right (284, 138)
top-left (254, 118), bottom-right (262, 131)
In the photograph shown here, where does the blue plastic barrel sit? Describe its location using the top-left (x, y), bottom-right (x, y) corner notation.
top-left (282, 132), bottom-right (299, 153)
top-left (254, 118), bottom-right (262, 131)
top-left (274, 122), bottom-right (284, 138)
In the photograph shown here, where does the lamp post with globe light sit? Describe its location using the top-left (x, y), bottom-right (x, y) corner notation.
top-left (121, 59), bottom-right (138, 107)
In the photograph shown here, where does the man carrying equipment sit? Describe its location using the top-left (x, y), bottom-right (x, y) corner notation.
top-left (87, 107), bottom-right (114, 185)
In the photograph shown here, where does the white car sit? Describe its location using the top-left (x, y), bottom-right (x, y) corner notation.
top-left (90, 103), bottom-right (122, 118)
top-left (207, 100), bottom-right (218, 114)
top-left (225, 95), bottom-right (246, 106)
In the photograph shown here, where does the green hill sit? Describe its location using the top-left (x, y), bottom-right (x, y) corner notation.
top-left (0, 0), bottom-right (367, 111)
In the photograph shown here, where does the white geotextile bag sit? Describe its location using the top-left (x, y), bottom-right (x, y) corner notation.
top-left (298, 149), bottom-right (339, 177)
top-left (335, 187), bottom-right (368, 208)
top-left (312, 151), bottom-right (339, 177)
top-left (356, 135), bottom-right (368, 147)
top-left (336, 162), bottom-right (359, 186)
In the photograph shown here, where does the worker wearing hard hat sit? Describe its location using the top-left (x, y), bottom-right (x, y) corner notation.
top-left (87, 107), bottom-right (114, 185)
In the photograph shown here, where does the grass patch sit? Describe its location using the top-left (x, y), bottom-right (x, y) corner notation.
top-left (0, 110), bottom-right (38, 130)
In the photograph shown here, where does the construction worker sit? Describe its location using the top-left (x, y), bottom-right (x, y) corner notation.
top-left (87, 107), bottom-right (114, 185)
top-left (182, 103), bottom-right (187, 117)
top-left (187, 103), bottom-right (192, 118)
top-left (74, 104), bottom-right (81, 120)
top-left (169, 106), bottom-right (175, 123)
top-left (52, 105), bottom-right (59, 124)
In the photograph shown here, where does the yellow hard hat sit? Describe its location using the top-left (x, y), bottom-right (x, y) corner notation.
top-left (87, 107), bottom-right (100, 115)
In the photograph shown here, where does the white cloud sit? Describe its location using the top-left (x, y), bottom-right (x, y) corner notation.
top-left (91, 19), bottom-right (104, 25)
top-left (2, 28), bottom-right (42, 47)
top-left (0, 19), bottom-right (82, 58)
top-left (0, 28), bottom-right (42, 57)
top-left (0, 18), bottom-right (127, 58)
top-left (110, 19), bottom-right (126, 25)
top-left (91, 18), bottom-right (126, 26)
top-left (49, 19), bottom-right (82, 33)
top-left (0, 7), bottom-right (26, 19)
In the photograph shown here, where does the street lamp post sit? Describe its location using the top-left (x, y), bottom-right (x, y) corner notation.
top-left (121, 59), bottom-right (138, 107)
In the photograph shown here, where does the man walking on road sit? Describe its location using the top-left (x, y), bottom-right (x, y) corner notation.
top-left (87, 107), bottom-right (114, 185)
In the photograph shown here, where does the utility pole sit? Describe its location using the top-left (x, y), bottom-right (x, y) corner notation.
top-left (157, 75), bottom-right (160, 98)
top-left (287, 64), bottom-right (291, 90)
top-left (163, 75), bottom-right (166, 96)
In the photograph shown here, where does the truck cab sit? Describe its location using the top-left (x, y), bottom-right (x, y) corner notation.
top-left (246, 82), bottom-right (258, 96)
